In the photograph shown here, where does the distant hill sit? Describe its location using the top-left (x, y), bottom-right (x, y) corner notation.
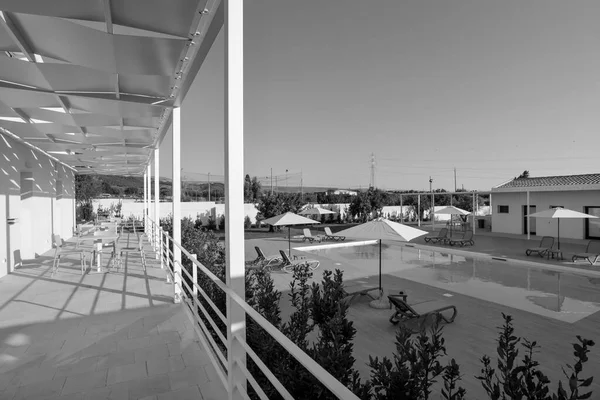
top-left (95, 175), bottom-right (354, 198)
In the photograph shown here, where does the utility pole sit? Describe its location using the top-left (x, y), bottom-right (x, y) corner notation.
top-left (270, 168), bottom-right (273, 195)
top-left (369, 153), bottom-right (376, 189)
top-left (429, 176), bottom-right (434, 230)
top-left (208, 172), bottom-right (211, 202)
top-left (301, 169), bottom-right (303, 200)
top-left (275, 176), bottom-right (278, 193)
top-left (286, 169), bottom-right (288, 189)
top-left (454, 167), bottom-right (457, 192)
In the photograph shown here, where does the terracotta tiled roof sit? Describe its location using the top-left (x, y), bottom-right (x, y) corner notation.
top-left (496, 173), bottom-right (600, 189)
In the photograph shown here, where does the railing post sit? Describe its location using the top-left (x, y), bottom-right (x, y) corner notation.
top-left (160, 228), bottom-right (164, 269)
top-left (191, 254), bottom-right (198, 298)
top-left (165, 233), bottom-right (172, 284)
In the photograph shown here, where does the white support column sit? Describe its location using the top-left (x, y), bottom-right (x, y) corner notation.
top-left (154, 148), bottom-right (160, 254)
top-left (172, 108), bottom-right (182, 304)
top-left (472, 192), bottom-right (476, 235)
top-left (432, 192), bottom-right (435, 230)
top-left (143, 171), bottom-right (147, 233)
top-left (147, 164), bottom-right (151, 238)
top-left (417, 194), bottom-right (421, 227)
top-left (526, 191), bottom-right (530, 240)
top-left (225, 0), bottom-right (246, 397)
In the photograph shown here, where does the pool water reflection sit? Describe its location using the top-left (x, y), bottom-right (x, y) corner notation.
top-left (303, 243), bottom-right (600, 323)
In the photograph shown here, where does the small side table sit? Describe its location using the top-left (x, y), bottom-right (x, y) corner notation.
top-left (548, 249), bottom-right (563, 260)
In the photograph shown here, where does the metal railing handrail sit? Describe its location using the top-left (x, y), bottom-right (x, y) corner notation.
top-left (146, 217), bottom-right (361, 400)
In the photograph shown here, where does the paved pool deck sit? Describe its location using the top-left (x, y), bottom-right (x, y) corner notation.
top-left (244, 230), bottom-right (600, 398)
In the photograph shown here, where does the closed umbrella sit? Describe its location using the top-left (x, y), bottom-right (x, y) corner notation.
top-left (299, 206), bottom-right (336, 221)
top-left (528, 207), bottom-right (598, 250)
top-left (434, 206), bottom-right (471, 237)
top-left (262, 212), bottom-right (320, 257)
top-left (336, 218), bottom-right (428, 294)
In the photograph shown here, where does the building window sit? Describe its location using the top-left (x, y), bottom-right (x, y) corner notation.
top-left (498, 205), bottom-right (509, 213)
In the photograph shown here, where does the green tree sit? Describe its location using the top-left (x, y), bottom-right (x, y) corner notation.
top-left (244, 175), bottom-right (263, 202)
top-left (124, 186), bottom-right (138, 196)
top-left (517, 170), bottom-right (530, 179)
top-left (75, 175), bottom-right (101, 204)
top-left (349, 191), bottom-right (373, 222)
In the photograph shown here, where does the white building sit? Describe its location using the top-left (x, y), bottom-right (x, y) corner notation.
top-left (333, 189), bottom-right (357, 196)
top-left (491, 174), bottom-right (600, 240)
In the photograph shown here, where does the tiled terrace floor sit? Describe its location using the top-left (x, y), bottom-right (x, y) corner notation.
top-left (0, 234), bottom-right (226, 400)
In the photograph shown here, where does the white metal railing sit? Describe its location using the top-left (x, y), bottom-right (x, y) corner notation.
top-left (145, 217), bottom-right (360, 400)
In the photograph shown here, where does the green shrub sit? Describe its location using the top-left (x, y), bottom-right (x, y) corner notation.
top-left (244, 215), bottom-right (252, 229)
top-left (477, 313), bottom-right (595, 400)
top-left (206, 216), bottom-right (216, 231)
top-left (219, 215), bottom-right (225, 230)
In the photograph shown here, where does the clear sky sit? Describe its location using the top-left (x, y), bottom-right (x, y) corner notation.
top-left (159, 0), bottom-right (600, 192)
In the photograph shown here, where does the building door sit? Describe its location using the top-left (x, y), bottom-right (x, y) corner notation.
top-left (523, 205), bottom-right (536, 235)
top-left (584, 206), bottom-right (600, 239)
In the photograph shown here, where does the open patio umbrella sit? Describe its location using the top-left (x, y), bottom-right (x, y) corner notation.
top-left (434, 206), bottom-right (471, 237)
top-left (261, 212), bottom-right (320, 257)
top-left (336, 218), bottom-right (428, 294)
top-left (299, 206), bottom-right (336, 221)
top-left (528, 207), bottom-right (598, 250)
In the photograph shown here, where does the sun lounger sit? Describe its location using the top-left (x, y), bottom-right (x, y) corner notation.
top-left (245, 246), bottom-right (281, 269)
top-left (448, 230), bottom-right (474, 247)
top-left (424, 228), bottom-right (448, 244)
top-left (302, 228), bottom-right (322, 243)
top-left (526, 236), bottom-right (554, 258)
top-left (324, 227), bottom-right (345, 241)
top-left (388, 294), bottom-right (457, 331)
top-left (572, 241), bottom-right (600, 265)
top-left (279, 250), bottom-right (320, 273)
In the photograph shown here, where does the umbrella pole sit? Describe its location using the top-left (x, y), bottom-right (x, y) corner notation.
top-left (557, 219), bottom-right (560, 250)
top-left (288, 226), bottom-right (291, 257)
top-left (379, 239), bottom-right (382, 293)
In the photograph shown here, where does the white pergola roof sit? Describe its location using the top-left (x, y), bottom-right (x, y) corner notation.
top-left (0, 0), bottom-right (223, 175)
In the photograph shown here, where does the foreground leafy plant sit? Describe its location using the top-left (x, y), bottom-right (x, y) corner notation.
top-left (367, 319), bottom-right (465, 400)
top-left (477, 313), bottom-right (595, 400)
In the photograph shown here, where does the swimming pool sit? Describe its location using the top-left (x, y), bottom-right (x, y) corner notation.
top-left (301, 243), bottom-right (600, 323)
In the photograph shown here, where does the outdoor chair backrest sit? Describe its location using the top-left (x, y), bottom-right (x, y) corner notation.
top-left (303, 228), bottom-right (312, 237)
top-left (255, 246), bottom-right (266, 260)
top-left (325, 227), bottom-right (334, 236)
top-left (540, 236), bottom-right (554, 249)
top-left (462, 230), bottom-right (473, 240)
top-left (438, 228), bottom-right (448, 237)
top-left (388, 296), bottom-right (418, 317)
top-left (587, 240), bottom-right (600, 254)
top-left (279, 250), bottom-right (292, 265)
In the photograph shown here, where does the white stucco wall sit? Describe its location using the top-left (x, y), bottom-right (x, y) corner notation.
top-left (0, 133), bottom-right (75, 277)
top-left (491, 190), bottom-right (600, 240)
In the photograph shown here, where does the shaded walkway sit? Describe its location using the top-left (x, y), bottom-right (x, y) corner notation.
top-left (0, 236), bottom-right (226, 400)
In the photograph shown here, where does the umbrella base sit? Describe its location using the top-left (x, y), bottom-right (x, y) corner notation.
top-left (369, 290), bottom-right (391, 309)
